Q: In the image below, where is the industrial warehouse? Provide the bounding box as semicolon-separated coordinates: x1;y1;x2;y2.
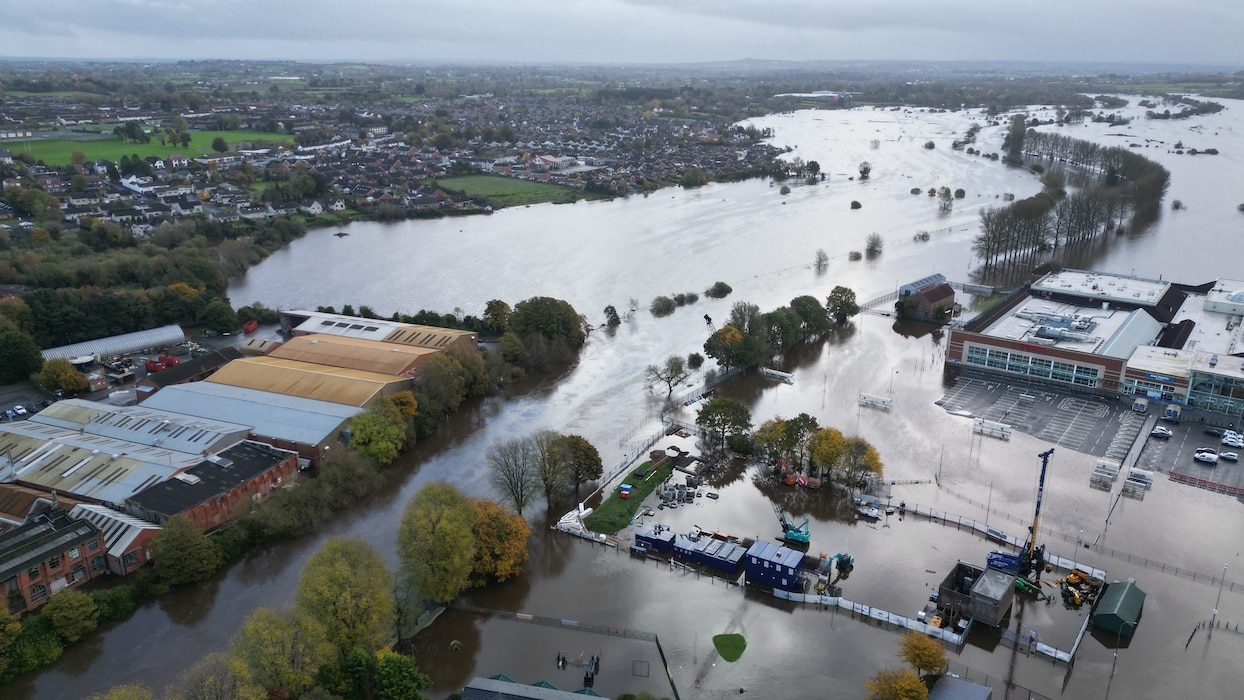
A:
947;268;1244;417
0;310;477;614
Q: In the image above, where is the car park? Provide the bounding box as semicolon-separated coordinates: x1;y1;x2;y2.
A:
1204;427;1223;437
1221;452;1239;462
1150;426;1173;439
1195;451;1220;464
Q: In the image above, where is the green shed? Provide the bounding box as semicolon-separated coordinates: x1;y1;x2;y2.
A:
1093;580;1146;637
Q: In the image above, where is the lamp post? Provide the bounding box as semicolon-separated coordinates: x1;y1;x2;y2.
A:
985;481;993;530
1211;563;1228;634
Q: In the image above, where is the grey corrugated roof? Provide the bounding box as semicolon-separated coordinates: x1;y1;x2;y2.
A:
32;399;251;455
929;676;993;700
462;677;609;700
42;324;186;360
140;382;360;447
68;504;159;559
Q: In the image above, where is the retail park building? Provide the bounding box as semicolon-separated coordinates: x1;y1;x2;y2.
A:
946;268;1244;418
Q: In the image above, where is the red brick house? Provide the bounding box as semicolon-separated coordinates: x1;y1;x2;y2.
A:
1;510;106;614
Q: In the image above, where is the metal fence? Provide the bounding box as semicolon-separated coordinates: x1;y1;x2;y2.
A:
944;660;1054;700
934;483;1244;594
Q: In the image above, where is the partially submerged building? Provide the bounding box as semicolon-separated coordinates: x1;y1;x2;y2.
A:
937;562;1015;627
744;540;805;592
1092;579;1146;638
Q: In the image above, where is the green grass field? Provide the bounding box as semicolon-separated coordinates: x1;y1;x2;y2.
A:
13;130;294;166
435;174;604;207
712;634;747;662
582;460;673;534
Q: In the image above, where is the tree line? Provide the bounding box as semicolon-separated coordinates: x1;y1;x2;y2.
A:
972;130;1170;275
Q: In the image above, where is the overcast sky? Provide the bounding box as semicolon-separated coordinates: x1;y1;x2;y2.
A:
0;0;1240;68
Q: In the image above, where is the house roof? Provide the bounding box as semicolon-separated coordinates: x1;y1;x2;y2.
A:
126;441;294;519
270;334;437;376
205;356;407;406
68;504;159;559
42;324;186;361
0;510;101;582
138;381;360;448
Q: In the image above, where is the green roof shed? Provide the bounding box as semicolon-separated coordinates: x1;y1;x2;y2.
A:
1093;580;1146;637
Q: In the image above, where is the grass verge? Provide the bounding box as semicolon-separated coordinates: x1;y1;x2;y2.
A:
16;130;293;165
713;633;747;662
582;459;672;534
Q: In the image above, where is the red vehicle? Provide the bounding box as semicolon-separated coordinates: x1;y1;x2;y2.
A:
144;358;166;373
242;319;259;334
159;354;181;368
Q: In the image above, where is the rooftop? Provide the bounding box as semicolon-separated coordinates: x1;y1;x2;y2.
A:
270;334;438;376
746;539;805;568
283;309;476;349
0;421;202;507
126;441;294;519
31;399;251;454
982;296;1160;358
1032;269;1171;308
0;510;101;582
1126;346;1197;381
137;381;360;447
205;356;408;406
1171;292;1244;357
68;504;159;559
42;324;186;361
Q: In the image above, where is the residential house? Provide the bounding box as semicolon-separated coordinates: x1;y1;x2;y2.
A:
0;150;12;165
0;510;106;614
299;199;324;215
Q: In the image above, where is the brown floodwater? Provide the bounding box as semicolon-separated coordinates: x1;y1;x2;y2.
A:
10;100;1244;699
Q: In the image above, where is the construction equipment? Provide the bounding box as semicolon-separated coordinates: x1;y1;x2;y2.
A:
1018;449;1054;581
774;504;810;544
1014;575;1055;605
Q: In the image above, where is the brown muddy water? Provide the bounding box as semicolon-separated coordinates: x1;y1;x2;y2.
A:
11;99;1244;698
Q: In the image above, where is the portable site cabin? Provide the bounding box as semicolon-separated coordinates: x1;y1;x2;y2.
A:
745;540;805;592
1093;579;1146;638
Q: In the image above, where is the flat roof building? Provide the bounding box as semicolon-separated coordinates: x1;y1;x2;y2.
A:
269;334;438;377
280;309;477;354
140;382;359;467
125;441;298;532
205;356;410;407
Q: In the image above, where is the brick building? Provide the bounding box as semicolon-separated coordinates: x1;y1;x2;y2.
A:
1;510;106;614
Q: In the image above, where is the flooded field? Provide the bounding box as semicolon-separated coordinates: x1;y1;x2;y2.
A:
12;98;1244;698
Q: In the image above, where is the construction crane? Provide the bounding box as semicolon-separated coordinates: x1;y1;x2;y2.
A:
1019;449;1054;581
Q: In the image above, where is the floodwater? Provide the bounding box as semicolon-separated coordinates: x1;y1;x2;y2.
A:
12;99;1244;699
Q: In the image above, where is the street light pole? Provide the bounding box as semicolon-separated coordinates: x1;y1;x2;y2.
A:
985;481;993;530
1212;563;1228;633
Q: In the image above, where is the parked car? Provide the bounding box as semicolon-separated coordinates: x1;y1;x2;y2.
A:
1196;447;1218;455
12;404;27;416
1204;427;1223;437
1222;436;1244;449
1221;452;1239;462
1150;426;1173;439
2;409;13;420
1194;451;1220;464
